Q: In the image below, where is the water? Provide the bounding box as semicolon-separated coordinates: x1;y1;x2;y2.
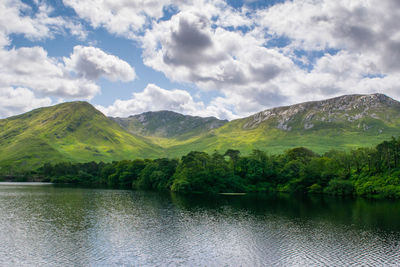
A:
0;183;400;266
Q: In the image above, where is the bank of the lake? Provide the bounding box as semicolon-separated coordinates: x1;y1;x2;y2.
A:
0;182;399;266
26;138;400;199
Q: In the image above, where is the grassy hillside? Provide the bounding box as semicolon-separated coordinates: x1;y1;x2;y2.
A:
2;93;400;172
0;102;163;172
163;94;400;156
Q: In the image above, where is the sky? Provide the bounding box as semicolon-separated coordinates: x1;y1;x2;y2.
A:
1;0;400;120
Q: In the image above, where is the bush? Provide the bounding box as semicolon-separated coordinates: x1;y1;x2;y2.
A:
377;185;400;199
324;179;354;196
308;183;322;194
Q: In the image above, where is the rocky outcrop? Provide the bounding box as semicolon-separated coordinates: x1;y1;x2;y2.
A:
243;93;400;131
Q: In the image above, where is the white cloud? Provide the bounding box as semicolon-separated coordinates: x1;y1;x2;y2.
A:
63;0;253;38
140;9;298;114
62;0;298;116
137;0;400;116
63;0;175;37
0;45;136;101
142;10;290;87
257;0;400;72
64;46;136;81
0;46;99;99
97;83;237;120
3;0;400;119
0;87;52;118
0;0;139;118
0;0;86;41
0;32;9;48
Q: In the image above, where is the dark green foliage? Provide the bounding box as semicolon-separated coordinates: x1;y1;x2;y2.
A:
286;147;316;163
324;179;355;196
35;136;400;198
171;151;244;193
135;158;178;190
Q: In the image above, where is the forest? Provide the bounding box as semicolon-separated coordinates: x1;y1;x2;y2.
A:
33;137;400;198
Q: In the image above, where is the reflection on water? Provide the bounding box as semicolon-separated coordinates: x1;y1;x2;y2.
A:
0;183;399;266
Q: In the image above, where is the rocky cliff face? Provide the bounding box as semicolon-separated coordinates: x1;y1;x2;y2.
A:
243;93;400;132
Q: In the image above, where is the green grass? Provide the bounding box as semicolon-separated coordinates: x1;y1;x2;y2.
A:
0;101;164;172
2;96;400;172
162;112;400;157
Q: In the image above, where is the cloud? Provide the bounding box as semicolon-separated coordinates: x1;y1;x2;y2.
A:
64;46;136;81
63;0;174;37
163;15;219;67
0;0;86;41
0;0;138;118
142;10;292;86
0;45;136;100
257;0;400;72
0;32;9;48
0;87;52;118
64;0;302;115
137;0;400;116
3;0;400;119
140;9;298;115
0;46;99;99
97;83;237;120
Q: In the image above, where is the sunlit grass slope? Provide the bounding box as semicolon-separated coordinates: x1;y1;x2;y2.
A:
163;94;400;156
2;94;400;172
0;102;163;171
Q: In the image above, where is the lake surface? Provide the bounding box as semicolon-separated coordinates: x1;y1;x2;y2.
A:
1;183;400;266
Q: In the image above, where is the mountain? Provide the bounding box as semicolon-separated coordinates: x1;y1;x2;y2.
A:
111;110;227;139
1;93;400;172
0;101;162;172
164;93;400;156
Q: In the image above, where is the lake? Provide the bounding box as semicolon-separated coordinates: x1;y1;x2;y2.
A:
0;183;400;266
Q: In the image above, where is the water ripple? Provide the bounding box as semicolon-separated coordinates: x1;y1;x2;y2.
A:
0;185;400;266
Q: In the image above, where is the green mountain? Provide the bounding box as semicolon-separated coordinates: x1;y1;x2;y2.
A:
0;101;162;172
164;93;400;156
111;110;227;139
1;93;400;172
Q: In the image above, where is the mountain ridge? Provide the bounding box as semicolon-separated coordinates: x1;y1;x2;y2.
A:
1;93;400;171
110;110;227;139
161;93;400;156
242;93;399;131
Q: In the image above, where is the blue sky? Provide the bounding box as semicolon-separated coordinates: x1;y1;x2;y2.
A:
1;0;399;119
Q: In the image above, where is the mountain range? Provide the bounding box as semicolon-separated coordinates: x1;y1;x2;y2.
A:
1;93;400;172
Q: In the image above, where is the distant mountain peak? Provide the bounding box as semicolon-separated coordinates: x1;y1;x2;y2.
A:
243;93;400;131
126;110;222;121
111;110;228;139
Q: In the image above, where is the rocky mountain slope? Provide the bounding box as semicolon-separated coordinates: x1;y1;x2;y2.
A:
111;110;227;139
165;93;400;156
243;93;400;132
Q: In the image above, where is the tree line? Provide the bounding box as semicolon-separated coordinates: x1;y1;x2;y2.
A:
36;137;400;198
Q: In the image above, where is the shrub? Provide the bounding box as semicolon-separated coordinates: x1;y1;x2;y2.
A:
308;183;322;194
324;179;354;196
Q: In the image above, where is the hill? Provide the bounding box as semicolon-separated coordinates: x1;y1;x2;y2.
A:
2;93;400;172
111;110;227;139
164;93;400;156
0;102;163;172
